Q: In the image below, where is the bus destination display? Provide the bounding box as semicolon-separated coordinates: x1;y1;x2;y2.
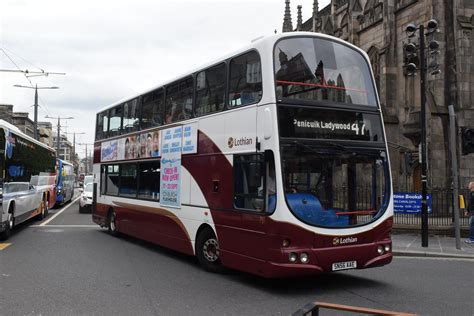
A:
278;106;383;142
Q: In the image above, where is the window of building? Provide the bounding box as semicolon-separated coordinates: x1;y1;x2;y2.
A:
233;153;265;211
165;77;193;123
195;63;226;116
229;51;262;107
108;105;123;137
138;161;161;200
141;88;164;129
122;98;139;134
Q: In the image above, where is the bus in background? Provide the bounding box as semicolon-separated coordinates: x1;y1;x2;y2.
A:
92;32;393;278
55;159;75;206
0;120;57;240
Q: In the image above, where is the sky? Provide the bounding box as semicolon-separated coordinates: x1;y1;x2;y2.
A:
0;0;330;158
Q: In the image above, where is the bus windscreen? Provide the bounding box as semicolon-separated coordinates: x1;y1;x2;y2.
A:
274;37;377;107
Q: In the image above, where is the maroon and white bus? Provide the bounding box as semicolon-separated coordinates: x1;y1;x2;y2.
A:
92;32;393;278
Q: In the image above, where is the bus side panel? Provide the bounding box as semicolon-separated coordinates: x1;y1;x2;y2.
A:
182;131;272;271
96;200;194;256
93;202;109;227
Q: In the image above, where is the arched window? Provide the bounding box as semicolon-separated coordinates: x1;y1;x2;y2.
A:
367;46;380;93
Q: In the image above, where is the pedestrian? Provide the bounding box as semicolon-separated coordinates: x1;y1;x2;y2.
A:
465;181;474;244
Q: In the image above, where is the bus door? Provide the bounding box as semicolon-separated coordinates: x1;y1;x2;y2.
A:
223;152;275;270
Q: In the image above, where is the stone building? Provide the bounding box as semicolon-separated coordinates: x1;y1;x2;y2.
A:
0;104;14;124
38;121;54;147
282;0;474;191
53;134;73;161
11;112;35;138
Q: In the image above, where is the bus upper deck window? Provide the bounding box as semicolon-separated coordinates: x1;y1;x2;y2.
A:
165;77;193;123
108;105;123;137
141;89;164;129
123;98;139;134
195;63;226;116
228;51;262;108
274;37;377;107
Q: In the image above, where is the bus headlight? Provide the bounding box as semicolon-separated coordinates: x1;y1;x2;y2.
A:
288;252;298;263
384;244;391;252
377;245;384;255
300;252;309;264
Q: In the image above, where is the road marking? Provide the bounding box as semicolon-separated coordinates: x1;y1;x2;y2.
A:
396;256;474;262
39;196;81;226
0;243;12;250
31;225;97;228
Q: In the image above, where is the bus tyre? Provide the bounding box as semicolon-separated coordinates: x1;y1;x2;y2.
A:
0;212;14;241
44;198;49;217
108;211;119;237
196;228;224;273
37;199;47;220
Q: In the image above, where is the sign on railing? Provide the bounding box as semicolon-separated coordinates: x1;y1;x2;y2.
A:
393;193;432;214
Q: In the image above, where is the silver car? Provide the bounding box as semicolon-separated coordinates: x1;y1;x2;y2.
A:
0;182;45;240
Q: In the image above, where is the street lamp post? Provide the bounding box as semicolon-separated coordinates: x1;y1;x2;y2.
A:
13;84;59;140
65;131;85;173
45;115;74;158
77;143;93;174
404;19;440;247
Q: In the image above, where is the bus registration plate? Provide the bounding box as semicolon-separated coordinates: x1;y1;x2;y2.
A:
332;260;357;271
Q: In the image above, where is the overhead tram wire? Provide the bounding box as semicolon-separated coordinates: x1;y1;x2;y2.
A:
1;47;65;116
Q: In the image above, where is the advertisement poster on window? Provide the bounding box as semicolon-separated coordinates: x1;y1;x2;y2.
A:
182;123;198;154
101;140;118;162
117;138;125;160
160;126;182;208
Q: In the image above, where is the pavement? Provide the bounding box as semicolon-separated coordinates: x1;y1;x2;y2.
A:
392;232;474;259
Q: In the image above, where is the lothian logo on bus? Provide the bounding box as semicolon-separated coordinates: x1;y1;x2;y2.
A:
227;136;253;149
333;236;358;246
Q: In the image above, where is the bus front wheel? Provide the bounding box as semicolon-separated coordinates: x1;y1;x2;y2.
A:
196;228;224;273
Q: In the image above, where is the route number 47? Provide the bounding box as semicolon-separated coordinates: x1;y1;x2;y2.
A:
351;123;366;135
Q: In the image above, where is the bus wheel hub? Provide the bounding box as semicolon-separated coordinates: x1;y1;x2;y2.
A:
203;239;219;262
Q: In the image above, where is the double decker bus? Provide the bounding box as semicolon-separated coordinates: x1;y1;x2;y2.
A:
92;32;393;278
0;120;57;240
55;159;75;205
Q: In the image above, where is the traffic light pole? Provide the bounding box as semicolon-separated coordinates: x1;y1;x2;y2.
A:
419;24;429;247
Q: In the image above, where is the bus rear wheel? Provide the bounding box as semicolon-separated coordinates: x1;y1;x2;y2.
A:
108;210;119;237
196;228;224;273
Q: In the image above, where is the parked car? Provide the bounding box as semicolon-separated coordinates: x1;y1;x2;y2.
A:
78;173;85;187
83;175;93;187
0;182;46;240
79;182;93;213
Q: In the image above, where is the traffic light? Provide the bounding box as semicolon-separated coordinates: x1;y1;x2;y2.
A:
403;42;418;76
461;127;474;155
427;19;441;76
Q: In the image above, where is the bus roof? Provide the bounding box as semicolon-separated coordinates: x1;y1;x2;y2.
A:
57;158;74;166
0;119;56;153
97;32;369;114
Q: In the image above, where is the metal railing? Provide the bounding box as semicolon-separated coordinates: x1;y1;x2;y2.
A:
394;188;470;228
292;301;416;316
